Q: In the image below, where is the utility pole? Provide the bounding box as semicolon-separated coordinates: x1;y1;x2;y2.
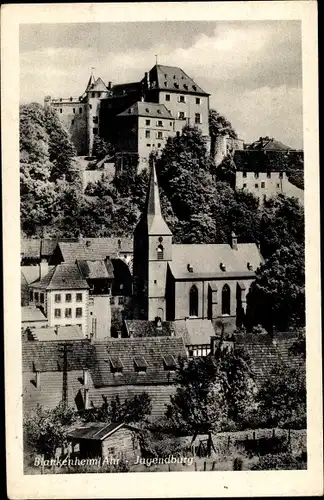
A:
58;343;73;407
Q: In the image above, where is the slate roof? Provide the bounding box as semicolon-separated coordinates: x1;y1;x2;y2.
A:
56;238;133;262
110;82;142;97
67;422;138;441
21;266;56;285
118;102;173;119
77;260;114;280
21;238;58;260
88;77;108;93
247;137;292;151
125;320;173;338
29;264;89;290
169;243;263;280
233;150;304;173
21;306;47;323
22;340;94;372
90;337;187;387
147;64;209;95
28;325;83;342
173;319;215;345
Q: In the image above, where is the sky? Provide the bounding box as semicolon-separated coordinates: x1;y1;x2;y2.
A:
20;21;303;148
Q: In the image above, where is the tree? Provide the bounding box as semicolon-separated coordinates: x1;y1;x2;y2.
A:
165;343;257;453
83;393;152;424
92;136;114;161
247;243;305;332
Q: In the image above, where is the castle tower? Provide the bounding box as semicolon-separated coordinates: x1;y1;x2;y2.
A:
133;161;172;320
85;70;109;156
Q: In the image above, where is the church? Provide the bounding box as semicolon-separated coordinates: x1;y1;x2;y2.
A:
133;162;263;330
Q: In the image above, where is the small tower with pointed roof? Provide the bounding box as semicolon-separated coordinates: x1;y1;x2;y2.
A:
85;70;109;156
133;160;172;320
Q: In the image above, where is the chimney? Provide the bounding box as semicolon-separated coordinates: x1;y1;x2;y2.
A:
231;231;238;250
83;368;89;387
39;258;49;280
107;81;112;90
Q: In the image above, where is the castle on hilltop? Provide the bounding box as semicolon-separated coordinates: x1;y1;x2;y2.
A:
45;64;211;170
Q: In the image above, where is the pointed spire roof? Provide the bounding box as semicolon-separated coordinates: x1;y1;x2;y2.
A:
145;161;172;236
85;70;96;92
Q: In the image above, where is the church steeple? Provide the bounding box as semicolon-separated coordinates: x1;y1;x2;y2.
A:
145;160;172;236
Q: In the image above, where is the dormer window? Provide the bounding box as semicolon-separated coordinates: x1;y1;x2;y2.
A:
157;244;164;260
187;264;193;273
134;356;147;373
183;84;188;90
220;263;226;271
145;108;150;113
247;262;253;271
174;83;179;89
109;356;123;374
192;85;197;91
163;354;177;371
157;109;161;114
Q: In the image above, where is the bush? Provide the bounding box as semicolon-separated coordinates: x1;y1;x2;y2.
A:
252;452;304;470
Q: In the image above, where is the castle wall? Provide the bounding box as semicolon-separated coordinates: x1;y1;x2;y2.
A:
46;99;87;155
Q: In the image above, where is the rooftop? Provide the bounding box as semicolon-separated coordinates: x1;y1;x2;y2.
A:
147;64;209;96
118;102;173;119
169;243;263;280
29;263;89;291
21;306;47;323
54;237;133;263
67;422;138;441
28;325;83;342
77;259;114;280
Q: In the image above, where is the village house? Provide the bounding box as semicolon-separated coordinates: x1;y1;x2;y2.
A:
234;137;304;204
133;161;263;332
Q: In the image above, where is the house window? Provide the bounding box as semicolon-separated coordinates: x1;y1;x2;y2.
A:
243;183;247;188
195;113;201;124
93;127;98;135
65;308;72;318
261;182;265;188
59;109;62;113
110;297;115;305
134;356;147;373
196;97;201;105
255;183;259;188
76;307;83;318
178;111;185;120
54;308;61;318
189;285;198;317
157;131;163;139
163;354;177;371
243;172;247;178
34;292;39;302
267;171;271;178
157;120;163;127
40;293;44;304
254;172;259;178
145;130;150;139
157;244;164;260
73;108;76;114
29;290;33;301
221;284;231;315
76;293;82;302
146;119;150;126
65;293;72;303
79;108;82;114
55;294;61;303
179;95;185;103
165;94;170;101
109;356;123;373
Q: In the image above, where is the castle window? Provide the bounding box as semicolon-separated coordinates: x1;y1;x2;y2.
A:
145;119;150;126
93;116;98;124
89;104;92;109
243;172;247;178
146;144;151;147
255;183;259;188
157;244;164;260
93;127;98;135
157;109;161;114
279;172;283;178
145;108;150;113
60;109;62;113
145;130;150;139
71;119;74;125
277;183;280;188
192;85;197;91
158;143;161;148
73;108;76;114
79;108;82;114
189;285;198;317
221;284;231;315
261;182;265;188
254;172;259;178
195;113;201;124
178;111;185;120
196;97;201;105
243;183;247;188
165;94;170;101
92;92;95;98
267;171;271;178
179;95;185;103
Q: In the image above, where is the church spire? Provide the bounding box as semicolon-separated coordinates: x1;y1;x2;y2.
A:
145;160;172;235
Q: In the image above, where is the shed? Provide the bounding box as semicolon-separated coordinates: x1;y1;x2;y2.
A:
67;422;141;461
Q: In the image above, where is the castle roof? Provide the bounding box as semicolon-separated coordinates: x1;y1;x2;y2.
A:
145;162;172;236
85;71;96;92
89;77;108;93
118;101;173;119
169;243;263;280
247;137;292;151
29;263;89;291
147;64;209;96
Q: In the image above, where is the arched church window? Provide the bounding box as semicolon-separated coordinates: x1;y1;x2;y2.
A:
189;285;198;317
157;244;164;260
222;284;231;315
